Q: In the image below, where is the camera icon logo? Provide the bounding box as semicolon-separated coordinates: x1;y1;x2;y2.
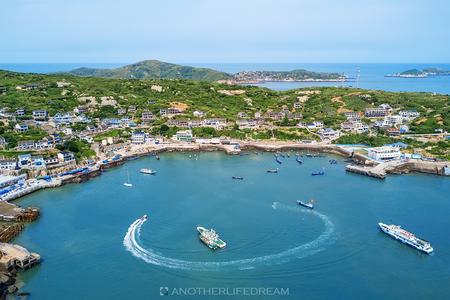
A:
160;287;169;296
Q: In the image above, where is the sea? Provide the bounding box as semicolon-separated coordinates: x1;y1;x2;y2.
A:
1;62;450;94
13;152;450;299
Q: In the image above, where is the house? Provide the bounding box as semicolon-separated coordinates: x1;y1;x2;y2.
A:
141;111;155;122
15;83;40;91
387;127;400;136
57;151;75;163
0;160;17;170
76;114;91;123
73;106;88;114
128;106;137;113
31;156;45;168
53;113;73;125
368;146;401;161
131;131;147;144
203;118;227;129
379;103;393;112
236;119;260;130
14;123;29;133
33;139;53;150
188;120;203;127
15;108;25;117
237;112;247;118
166;119;189;127
32;110;47;121
193;110;205;118
0;87;7;94
17;140;35;150
47;134;62;145
117;108;127;115
102;118;121;128
385;115;404;126
62;127;73;135
399;110;420;120
343;111;361;120
307;121;324;129
17;154;32;167
399;125;410;133
318;128;340;140
365;107;387;118
341;121;369;134
44;156;59;166
147;99;156;105
167;108;181;117
254;111;262;119
172;130;193;142
293;102;302;109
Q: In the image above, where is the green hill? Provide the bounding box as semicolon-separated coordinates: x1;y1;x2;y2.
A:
66;60;232;81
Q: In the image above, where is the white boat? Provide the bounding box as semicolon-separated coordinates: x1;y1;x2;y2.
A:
140;168;156;175
378;222;433;254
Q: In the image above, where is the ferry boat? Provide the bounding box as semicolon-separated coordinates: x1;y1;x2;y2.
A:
311;170;324;176
140;168;156;175
267;168;279;173
297;200;314;209
378;222;433;254
197;226;226;250
232;176;244;180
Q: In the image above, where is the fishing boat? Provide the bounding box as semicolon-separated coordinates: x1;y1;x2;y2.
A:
123;170;133;187
267;168;279;173
275;156;282;164
140;168;156;175
296;157;303;164
297;199;314;209
197;226;226;250
311;170;325;176
155;155;160;160
329;159;337;164
232;176;244;180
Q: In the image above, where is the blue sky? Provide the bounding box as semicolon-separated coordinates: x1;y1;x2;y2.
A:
1;0;449;63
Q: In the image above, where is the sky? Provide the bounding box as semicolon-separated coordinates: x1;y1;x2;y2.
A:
1;0;450;63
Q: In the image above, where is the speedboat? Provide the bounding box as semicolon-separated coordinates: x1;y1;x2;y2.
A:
140;168;156;175
232;176;244;180
267;168;279;173
297;200;314;209
311;171;324;176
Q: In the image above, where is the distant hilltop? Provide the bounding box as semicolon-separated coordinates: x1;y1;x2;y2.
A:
64;60;347;83
385;67;450;78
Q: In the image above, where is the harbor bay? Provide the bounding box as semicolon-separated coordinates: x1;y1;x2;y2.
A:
13;152;450;299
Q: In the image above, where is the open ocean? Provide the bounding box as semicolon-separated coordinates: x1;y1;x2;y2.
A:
1;62;450;94
13;153;450;299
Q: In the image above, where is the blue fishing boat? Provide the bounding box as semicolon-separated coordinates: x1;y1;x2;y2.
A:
311;170;325;176
296;157;303;164
275;156;282;164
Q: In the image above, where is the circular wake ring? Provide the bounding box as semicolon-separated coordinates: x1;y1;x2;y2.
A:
123;202;335;271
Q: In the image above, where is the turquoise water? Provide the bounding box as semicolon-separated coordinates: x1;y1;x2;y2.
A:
2;63;450;94
13;152;450;299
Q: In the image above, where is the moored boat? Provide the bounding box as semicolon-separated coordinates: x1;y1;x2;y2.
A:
197;226;226;250
311;171;324;176
267;168;279;173
232;176;244;180
378;222;433;254
140;168;156;175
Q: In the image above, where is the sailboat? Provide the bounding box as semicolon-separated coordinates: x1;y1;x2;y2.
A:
124;170;133;187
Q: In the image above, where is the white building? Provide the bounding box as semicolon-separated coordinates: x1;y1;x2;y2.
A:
368;146;402;161
318;128;340;140
172;130;193;142
131;131;148;144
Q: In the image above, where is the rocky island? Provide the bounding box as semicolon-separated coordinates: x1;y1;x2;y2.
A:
386;67;450;78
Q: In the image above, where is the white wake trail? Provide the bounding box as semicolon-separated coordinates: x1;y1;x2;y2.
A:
123;202;335;271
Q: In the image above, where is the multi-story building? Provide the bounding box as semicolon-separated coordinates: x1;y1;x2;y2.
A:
368;146;401;161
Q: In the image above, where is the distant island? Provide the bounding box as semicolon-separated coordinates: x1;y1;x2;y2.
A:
64;60;347;83
386;67;450;78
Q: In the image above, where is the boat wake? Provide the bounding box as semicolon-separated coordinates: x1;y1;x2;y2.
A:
123;202;335;271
